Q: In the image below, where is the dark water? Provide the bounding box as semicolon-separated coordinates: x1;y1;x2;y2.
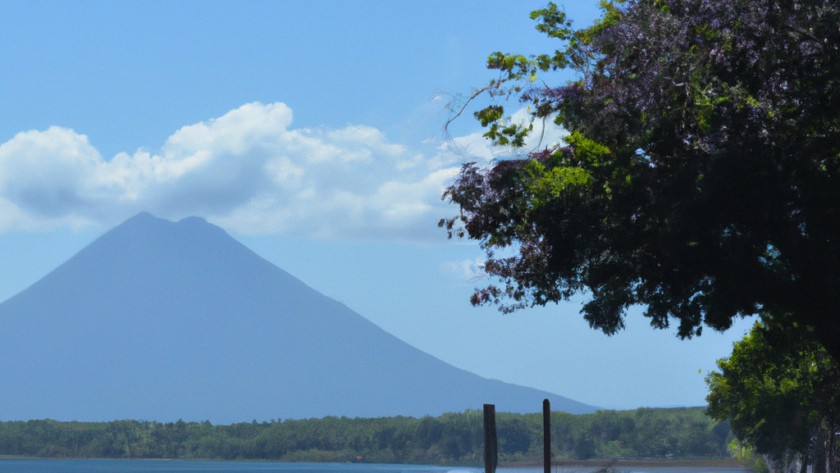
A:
500;468;746;473
0;461;746;473
0;460;469;473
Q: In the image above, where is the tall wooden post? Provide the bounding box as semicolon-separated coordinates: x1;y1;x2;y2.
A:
483;404;498;473
543;399;551;473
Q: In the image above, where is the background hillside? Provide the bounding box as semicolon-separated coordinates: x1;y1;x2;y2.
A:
0;408;732;465
0;213;595;422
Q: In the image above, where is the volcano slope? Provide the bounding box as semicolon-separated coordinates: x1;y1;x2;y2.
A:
0;213;596;422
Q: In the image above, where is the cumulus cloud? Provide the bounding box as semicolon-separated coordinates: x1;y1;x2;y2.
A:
433;108;568;169
440;257;486;282
0;101;565;239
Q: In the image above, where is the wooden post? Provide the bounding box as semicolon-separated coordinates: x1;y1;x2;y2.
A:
483;404;497;473
544;399;551;473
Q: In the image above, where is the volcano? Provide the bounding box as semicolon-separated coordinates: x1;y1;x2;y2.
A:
0;212;596;422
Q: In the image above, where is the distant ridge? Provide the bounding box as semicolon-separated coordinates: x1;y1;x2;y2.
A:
0;212;597;423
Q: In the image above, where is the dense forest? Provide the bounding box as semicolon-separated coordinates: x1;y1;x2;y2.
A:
0;408;732;465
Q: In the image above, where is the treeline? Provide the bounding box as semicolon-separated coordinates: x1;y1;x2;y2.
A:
0;407;732;465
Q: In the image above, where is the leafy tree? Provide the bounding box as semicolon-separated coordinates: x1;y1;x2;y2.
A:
0;408;730;463
440;0;840;360
706;322;840;469
727;439;769;473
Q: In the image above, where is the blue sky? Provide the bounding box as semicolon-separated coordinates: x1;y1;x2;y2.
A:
0;0;753;411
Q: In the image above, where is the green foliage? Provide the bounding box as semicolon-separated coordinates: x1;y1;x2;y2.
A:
442;0;840;362
0;408;731;464
727;439;768;472
706;322;840;464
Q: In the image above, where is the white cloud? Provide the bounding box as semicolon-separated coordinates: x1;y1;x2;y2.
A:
0;102;564;240
440;256;486;282
432;108;568;169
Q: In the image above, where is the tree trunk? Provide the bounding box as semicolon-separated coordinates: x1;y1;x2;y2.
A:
814;426;828;473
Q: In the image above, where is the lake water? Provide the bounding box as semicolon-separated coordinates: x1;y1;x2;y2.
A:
0;460;748;473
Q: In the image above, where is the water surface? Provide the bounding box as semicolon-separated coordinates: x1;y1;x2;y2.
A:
0;460;746;473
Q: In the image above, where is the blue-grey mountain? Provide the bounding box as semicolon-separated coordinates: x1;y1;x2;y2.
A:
0;213;596;423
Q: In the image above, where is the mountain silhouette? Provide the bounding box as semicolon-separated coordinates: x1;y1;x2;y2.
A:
0;212;596;422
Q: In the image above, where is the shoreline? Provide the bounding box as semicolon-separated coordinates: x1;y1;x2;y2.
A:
0;456;745;468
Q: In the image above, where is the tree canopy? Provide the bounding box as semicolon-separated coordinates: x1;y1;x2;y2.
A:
706;322;839;470
0;408;729;463
441;0;840;360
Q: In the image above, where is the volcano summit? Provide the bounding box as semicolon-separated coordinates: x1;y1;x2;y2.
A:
0;213;595;422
